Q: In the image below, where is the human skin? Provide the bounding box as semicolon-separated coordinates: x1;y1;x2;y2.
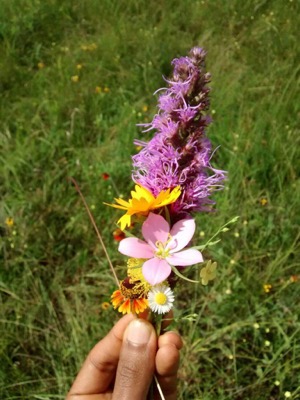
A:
67;314;183;400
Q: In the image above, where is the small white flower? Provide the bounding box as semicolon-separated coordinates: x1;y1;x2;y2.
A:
148;284;175;314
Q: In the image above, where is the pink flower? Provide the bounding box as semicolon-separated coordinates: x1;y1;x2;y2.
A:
118;212;203;285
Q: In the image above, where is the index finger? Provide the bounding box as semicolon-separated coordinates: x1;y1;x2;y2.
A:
67;314;135;397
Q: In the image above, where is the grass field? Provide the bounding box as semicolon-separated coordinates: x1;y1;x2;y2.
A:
1;0;299;399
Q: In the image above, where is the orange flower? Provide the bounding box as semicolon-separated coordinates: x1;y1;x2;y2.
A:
111;290;148;314
111;277;148;315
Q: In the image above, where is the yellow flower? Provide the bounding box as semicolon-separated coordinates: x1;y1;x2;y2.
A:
95;86;102;93
105;184;181;231
5;217;14;227
263;283;272;293
76;64;83;70
81;43;97;51
103;87;110;93
127;258;151;292
71;75;79;83
260;198;268;206
101;302;110;310
200;260;217;285
37;62;45;69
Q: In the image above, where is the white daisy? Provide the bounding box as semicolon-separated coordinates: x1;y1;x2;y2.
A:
148;284;175;314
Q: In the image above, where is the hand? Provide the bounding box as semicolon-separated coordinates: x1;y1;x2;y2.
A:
67;313;183;400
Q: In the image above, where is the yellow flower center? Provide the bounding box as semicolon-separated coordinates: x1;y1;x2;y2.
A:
155;241;170;259
155;235;173;259
154;293;167;305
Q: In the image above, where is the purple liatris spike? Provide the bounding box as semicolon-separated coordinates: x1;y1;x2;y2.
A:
132;47;226;217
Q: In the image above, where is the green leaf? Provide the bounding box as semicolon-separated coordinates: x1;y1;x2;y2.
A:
171;266;199;283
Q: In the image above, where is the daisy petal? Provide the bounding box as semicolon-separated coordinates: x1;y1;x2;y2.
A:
118;237;153;258
168;218;196;252
142;258;171;285
142;212;169;248
167;248;203;266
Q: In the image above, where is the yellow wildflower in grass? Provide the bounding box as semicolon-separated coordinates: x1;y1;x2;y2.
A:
105;184;181;230
263;283;272;293
95;86;102;94
103;87;110;93
5;217;14;227
142;105;148;112
37;62;45;69
101;302;110;310
200;260;217;285
76;64;83;70
71;75;79;83
290;275;298;283
81;43;97;51
260;198;268;206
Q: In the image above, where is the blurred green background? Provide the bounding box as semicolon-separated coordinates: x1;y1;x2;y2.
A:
0;0;299;398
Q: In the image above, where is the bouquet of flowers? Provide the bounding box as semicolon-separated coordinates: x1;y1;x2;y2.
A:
106;47;226;320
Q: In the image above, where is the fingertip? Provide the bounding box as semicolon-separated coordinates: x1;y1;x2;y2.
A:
155;343;180;399
159;330;183;350
68;314;136;396
112;319;157;399
156;342;180;376
124;318;156;345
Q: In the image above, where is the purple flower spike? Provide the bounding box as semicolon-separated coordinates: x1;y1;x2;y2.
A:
132;47;226;217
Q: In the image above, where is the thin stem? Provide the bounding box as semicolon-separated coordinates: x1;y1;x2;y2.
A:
69;177;119;288
154;375;166;400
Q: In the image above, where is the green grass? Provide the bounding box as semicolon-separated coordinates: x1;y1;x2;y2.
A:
1;0;299;399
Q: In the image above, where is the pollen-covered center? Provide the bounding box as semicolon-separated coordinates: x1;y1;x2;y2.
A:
154;292;167;305
155;235;172;259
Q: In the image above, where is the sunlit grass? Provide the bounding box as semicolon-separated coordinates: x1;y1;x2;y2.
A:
1;0;299;399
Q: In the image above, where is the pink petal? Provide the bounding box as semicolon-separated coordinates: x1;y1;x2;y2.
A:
168;218;196;252
142;257;172;285
118;237;154;258
166;249;203;266
142;212;170;249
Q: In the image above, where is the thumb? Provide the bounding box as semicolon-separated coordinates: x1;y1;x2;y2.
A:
112;318;157;400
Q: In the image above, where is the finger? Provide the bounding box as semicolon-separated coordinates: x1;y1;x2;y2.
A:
67;314;135;397
155;331;183;400
158;331;183;350
112;319;157;400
